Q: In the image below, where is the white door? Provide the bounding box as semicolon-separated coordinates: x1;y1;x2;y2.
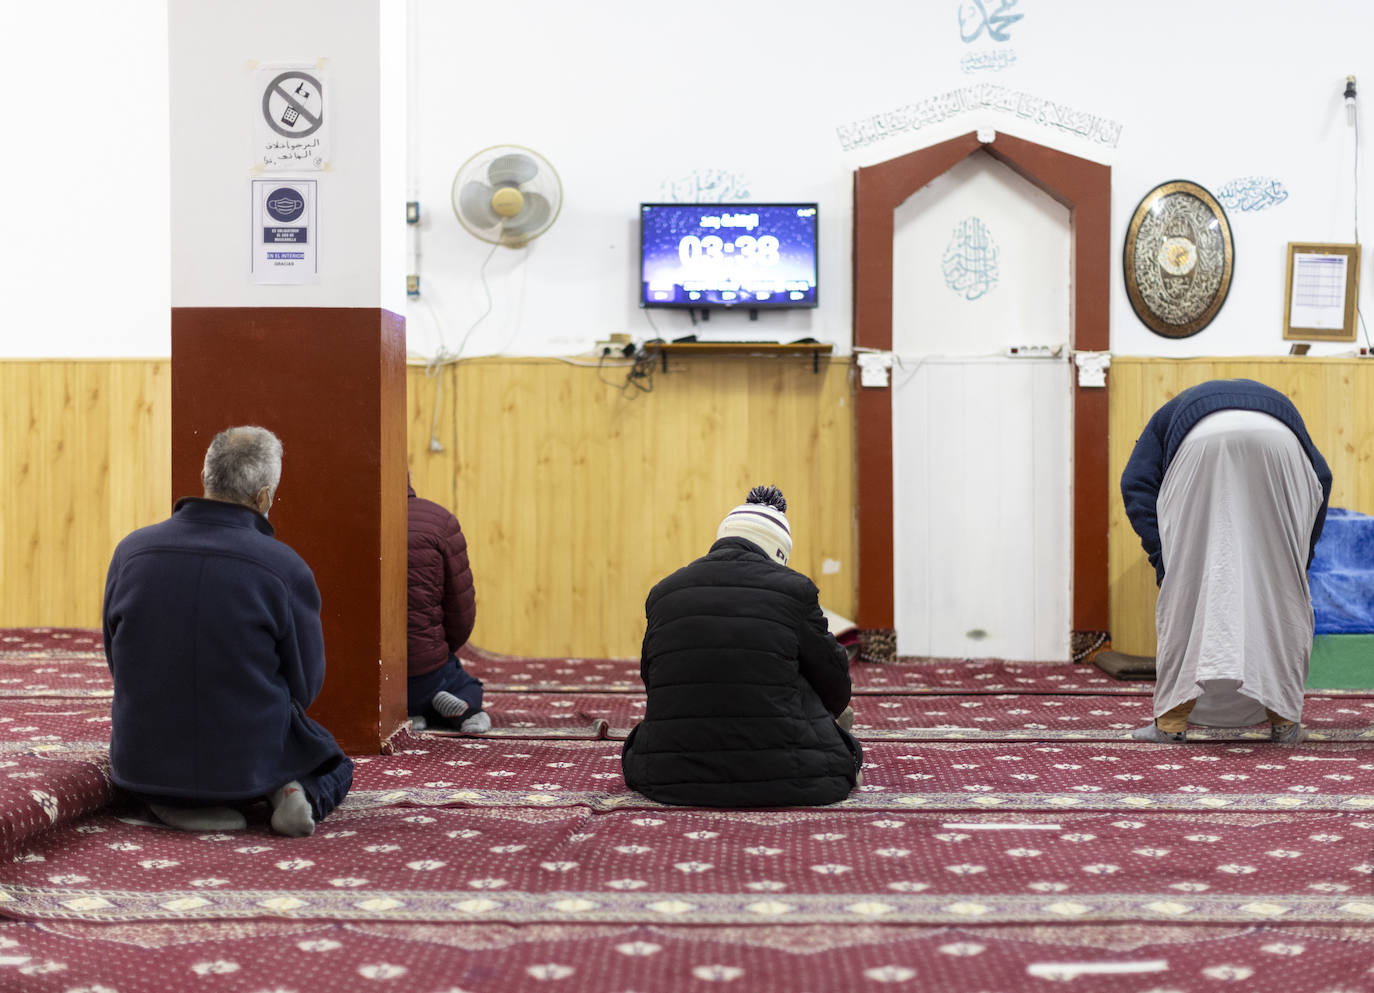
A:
890;150;1073;661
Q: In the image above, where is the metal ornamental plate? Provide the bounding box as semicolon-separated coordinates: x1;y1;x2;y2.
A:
1124;180;1234;339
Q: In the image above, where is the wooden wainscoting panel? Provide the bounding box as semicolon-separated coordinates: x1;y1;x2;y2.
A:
406;356;856;658
10;355;1368;663
1108;357;1374;656
5;356;853;656
0;360;171;628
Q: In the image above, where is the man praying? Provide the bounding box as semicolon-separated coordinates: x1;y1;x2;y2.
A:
622;485;861;806
1121;380;1332;743
102;426;353;835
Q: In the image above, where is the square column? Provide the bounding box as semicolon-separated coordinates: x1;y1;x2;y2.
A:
169;1;408;751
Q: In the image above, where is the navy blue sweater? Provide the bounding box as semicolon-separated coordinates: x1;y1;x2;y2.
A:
103;498;345;801
1120;379;1332;585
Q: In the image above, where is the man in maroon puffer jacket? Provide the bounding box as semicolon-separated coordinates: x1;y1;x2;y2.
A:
407;478;488;732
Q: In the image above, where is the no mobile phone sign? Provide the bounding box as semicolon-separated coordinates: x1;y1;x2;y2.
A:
263;71;323;138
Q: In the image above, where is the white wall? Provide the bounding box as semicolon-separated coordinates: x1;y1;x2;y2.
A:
399;0;1374;361
167;0;405;313
0;3;171;357
5;0;1374;358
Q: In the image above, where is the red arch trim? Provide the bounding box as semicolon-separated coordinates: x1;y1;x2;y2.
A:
852;131;1110;638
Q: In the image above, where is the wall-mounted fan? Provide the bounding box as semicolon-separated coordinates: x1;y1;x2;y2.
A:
451;144;563;247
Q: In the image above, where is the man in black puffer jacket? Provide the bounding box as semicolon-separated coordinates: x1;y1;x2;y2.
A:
621;486;861;807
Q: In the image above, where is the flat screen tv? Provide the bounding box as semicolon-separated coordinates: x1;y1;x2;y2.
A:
639;202;818;309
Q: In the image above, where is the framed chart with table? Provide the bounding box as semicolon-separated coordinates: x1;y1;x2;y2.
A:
1283;241;1361;342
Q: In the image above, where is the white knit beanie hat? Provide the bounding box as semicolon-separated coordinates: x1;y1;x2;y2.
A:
716;484;791;565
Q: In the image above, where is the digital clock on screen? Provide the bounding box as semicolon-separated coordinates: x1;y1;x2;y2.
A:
639;203;819;309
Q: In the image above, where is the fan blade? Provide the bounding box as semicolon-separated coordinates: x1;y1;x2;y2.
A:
487;153;538;187
458;181;502;229
500;192;552;239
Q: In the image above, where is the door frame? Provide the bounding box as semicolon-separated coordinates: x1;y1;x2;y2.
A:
852;130;1110;651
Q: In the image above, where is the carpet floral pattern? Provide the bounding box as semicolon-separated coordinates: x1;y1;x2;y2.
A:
4;804;1374;925
5;920;1374;993
2;629;1374;992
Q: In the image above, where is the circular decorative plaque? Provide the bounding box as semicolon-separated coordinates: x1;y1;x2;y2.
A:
1123;180;1234;338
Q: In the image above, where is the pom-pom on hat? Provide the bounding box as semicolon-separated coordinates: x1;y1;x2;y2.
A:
716;484;792;565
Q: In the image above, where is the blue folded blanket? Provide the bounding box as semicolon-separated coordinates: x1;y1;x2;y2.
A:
1311;508;1374;634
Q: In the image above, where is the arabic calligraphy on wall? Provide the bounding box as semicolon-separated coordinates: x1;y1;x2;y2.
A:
961;50;1018;74
943;217;1000;301
836;83;1122;152
659;169;752;204
1216;176;1289;213
1123;181;1234;339
958;0;1023;43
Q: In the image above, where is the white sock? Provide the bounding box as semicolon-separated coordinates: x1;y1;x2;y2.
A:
836;705;855;732
269;781;316;837
431;690;470;719
459;710;491;734
150;804;246;832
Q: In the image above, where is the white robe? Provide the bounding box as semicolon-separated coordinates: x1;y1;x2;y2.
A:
1153;409;1323;725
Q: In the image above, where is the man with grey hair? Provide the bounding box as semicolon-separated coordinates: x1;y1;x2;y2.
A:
103;425;352;836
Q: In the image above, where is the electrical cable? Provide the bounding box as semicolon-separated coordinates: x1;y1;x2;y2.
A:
414;293;456;452
419;242;501;451
623;347;657;394
641;306;663;338
426;360;445;452
452;241;501;360
596;351;624;389
1354;86;1374;350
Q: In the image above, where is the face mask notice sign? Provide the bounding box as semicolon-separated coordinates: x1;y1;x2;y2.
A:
251;179;317;284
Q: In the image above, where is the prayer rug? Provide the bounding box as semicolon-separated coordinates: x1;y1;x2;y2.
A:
428;692;1374;742
9;631;1368;704
1310;634;1374;690
463;649;1169;696
4;628;1374;992
0;630;103;657
844;694;1374;742
0;699;113;743
0;647;110;699
347;736;1374;815
854;660;1157;696
6;688;1374;748
0;750;111;861
5;804;1374;926
4;920;1373;993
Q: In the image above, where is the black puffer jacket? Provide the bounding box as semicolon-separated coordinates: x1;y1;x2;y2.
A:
621;537;857;807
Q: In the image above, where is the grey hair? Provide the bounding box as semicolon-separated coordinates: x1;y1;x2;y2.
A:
201;426;283;506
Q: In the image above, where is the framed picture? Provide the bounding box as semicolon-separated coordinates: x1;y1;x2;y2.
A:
1283;242;1360;342
1123;180;1235;339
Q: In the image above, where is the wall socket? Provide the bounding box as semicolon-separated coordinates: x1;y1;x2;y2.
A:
596;340;636;358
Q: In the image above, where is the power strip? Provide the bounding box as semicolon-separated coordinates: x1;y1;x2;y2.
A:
1005;344;1064;358
595;341;637;358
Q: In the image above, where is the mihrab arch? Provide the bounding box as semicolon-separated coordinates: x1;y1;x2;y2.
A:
852;130;1110;655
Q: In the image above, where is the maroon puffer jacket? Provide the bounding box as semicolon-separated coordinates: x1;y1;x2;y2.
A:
407;482;476;676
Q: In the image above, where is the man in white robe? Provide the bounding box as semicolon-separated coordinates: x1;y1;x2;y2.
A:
1121;380;1332;743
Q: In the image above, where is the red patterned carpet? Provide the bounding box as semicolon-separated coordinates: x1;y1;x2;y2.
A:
1;629;1373;992
4;920;1374;993
458;643;1166;696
